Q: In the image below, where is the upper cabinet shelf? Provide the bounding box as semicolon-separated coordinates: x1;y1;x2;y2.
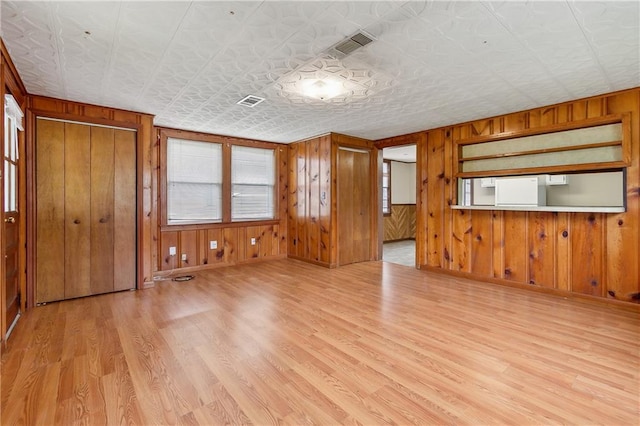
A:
454;114;631;179
452;115;630;213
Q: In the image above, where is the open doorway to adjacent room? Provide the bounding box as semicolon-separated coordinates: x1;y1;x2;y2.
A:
381;145;416;267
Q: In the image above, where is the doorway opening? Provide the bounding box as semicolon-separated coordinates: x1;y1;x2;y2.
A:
381;145;416;267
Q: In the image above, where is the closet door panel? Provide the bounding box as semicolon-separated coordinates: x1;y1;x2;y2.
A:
35;119;65;303
64;123;92;299
338;150;354;265
113;130;136;291
90;127;115;295
352;150;371;263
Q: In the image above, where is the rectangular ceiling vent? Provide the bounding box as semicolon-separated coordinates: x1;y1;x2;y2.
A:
328;31;375;59
237;95;265;107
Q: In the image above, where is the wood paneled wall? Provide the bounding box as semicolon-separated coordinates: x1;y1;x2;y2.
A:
26;95;156;300
155;128;288;274
377;88;640;302
384;204;416;242
288;134;333;266
159;224;284;271
288;133;378;267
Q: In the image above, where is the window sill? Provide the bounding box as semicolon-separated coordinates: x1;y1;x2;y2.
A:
450;205;625;213
161;218;280;232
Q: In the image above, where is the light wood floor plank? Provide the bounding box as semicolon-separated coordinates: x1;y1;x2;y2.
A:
2;259;639;425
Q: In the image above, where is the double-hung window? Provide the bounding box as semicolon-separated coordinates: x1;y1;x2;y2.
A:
231;145;275;221
164;132;277;225
167;138;222;224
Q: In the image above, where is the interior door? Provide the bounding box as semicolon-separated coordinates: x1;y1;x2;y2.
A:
4;103;21;334
338;147;371;265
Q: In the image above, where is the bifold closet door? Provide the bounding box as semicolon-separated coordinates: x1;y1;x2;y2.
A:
36;119;136;303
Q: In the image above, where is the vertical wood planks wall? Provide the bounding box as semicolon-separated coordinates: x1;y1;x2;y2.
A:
288;133;379;268
377;88;640;302
154;129;288;273
288;134;333;266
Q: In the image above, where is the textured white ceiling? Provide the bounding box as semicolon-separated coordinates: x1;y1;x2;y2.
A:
1;1;638;143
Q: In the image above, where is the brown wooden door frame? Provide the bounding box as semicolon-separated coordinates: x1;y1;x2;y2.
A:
377;143;419;267
2;95;25;342
375;138;421;269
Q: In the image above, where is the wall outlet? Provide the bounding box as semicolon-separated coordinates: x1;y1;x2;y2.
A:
169;246;176;256
210;240;218;250
250;237;256;246
181;253;187;261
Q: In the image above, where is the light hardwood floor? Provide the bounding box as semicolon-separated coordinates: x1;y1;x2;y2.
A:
1;259;639;425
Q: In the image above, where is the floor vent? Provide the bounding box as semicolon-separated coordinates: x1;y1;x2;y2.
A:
237;95;265;107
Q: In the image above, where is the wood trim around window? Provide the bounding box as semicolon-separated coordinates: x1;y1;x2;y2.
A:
157;127;283;228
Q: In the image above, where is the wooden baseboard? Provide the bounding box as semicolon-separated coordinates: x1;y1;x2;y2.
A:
286;255;336;269
142;281;155;289
152;254;288;281
419;265;640;312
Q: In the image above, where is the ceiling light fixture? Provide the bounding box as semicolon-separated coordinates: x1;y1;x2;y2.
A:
271;31;393;105
300;78;345;101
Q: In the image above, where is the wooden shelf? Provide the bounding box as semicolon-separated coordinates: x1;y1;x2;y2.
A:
450;204;625;213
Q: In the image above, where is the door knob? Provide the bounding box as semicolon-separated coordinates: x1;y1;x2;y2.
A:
4;217;15;224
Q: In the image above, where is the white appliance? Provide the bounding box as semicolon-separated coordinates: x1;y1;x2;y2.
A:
495;177;546;206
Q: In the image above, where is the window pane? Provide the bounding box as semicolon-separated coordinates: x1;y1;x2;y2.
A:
232;184;274;220
167;138;222;223
9;122;16;161
232;146;275;220
9;163;16;212
382;161;391;214
232;146;275;185
382;188;390;213
4;117;9;159
168;138;222;184
168;182;222;223
4;160;9;213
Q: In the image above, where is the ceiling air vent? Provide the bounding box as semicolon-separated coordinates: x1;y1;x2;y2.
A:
329;31;375;58
237;95;265;107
